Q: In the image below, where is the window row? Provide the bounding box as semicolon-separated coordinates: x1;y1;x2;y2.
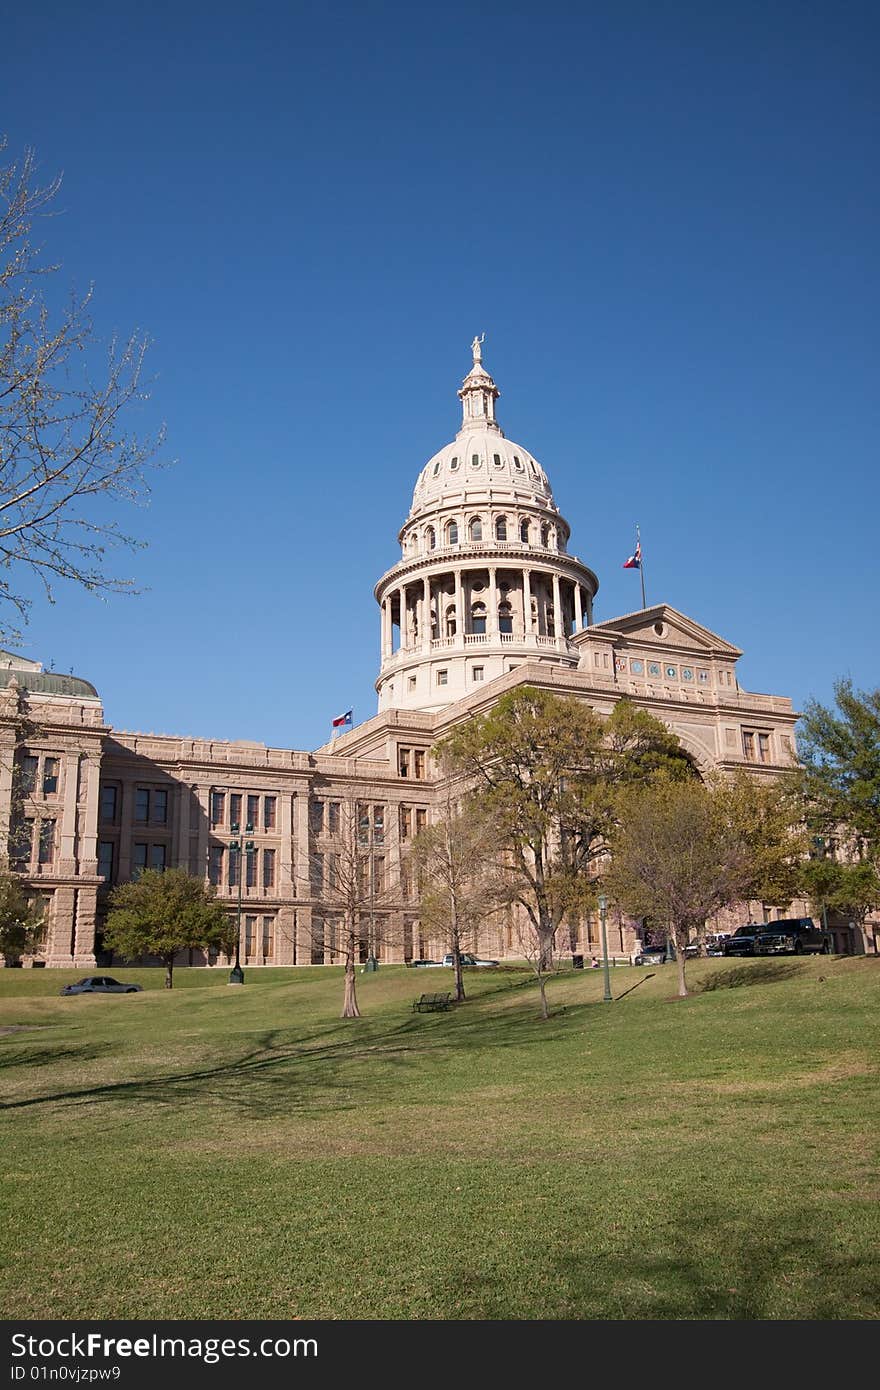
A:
208;844;277;889
431;451;543;480
742;730;772;764
242;914;275;960
210;791;278;832
100;784;168;825
609;656;713;684
398;806;428;840
309;852;386;895
416;517;563;552
398;746;426;779
17;754;60;798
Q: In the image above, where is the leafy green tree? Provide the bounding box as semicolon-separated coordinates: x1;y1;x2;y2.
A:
796;679;880;868
103;868;234;989
0;866;43;961
607;779;754;997
439;688;688;984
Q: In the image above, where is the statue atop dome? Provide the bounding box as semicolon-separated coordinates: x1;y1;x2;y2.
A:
471;333;485;366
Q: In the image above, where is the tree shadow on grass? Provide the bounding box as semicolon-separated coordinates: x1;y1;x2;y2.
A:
698;961;806;992
0;989;590;1119
0;1041;112;1074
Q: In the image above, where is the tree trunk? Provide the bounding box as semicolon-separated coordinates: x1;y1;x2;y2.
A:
453;952;464;1003
675;936;688;998
341;959;361;1018
164;957;174;990
538;972;550;1020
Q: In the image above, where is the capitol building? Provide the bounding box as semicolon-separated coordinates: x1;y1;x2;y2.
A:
4;341;850;969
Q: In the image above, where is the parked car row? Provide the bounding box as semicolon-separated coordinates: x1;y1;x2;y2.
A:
723;918;830;957
411;953;499;968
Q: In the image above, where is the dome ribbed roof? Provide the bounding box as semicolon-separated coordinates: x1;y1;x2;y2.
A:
408;341;556;517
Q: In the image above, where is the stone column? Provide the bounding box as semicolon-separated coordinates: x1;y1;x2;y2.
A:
59;751;81;875
47;886;76;966
488;566;498;636
523;568;533;636
574;582;583;632
275;904;295;964
79;753;100;877
117;775;136;882
381;596;391;659
454;568;464;639
552;572;562;643
422;575;431;650
586;591;594;625
175;781;190;872
74;887;97;966
280;790;294;896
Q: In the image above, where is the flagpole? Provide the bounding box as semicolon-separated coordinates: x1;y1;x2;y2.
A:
637;524;647;609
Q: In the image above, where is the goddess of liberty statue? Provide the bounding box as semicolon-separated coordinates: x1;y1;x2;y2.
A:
471;333;485;365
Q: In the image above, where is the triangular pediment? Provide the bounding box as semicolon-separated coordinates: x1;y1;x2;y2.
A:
584;605;743;658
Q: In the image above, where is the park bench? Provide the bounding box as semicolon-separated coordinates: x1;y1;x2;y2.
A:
412;992;452;1013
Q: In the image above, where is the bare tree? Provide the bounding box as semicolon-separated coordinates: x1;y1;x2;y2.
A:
308;799;396;1019
409;762;498;1001
0;141;164;640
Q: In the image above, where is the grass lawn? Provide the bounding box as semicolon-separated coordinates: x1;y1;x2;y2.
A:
1;955;878;1320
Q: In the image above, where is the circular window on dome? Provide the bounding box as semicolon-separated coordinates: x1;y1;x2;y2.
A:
513;455;524;472
450;456;459;471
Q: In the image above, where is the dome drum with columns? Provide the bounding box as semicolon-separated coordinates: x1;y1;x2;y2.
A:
375;341;598;712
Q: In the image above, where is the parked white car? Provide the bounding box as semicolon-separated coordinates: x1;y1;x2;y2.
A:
441;952;499;968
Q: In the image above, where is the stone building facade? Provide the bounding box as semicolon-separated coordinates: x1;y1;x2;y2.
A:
2;344;873;966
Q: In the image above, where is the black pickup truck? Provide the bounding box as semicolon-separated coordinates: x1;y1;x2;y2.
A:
722;924;762;957
754;918;831;955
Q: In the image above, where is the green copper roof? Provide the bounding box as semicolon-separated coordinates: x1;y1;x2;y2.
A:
0;668;99;699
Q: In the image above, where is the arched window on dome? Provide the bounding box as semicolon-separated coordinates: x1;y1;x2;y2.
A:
470;602;487;636
540;522;550;548
469;517;483;542
433;460;441;476
425;526;436;552
498;602;513;635
445;606;456;638
513;454;524;472
520;518;530;544
449;456;460;471
495;516;508;541
447;520;459;546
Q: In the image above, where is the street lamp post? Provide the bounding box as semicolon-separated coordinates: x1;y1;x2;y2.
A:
598;892;612;1003
228;820;254;985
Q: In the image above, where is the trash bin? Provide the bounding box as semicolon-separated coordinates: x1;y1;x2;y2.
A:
228;965;245;985
364;955;379;973
572;954;584;969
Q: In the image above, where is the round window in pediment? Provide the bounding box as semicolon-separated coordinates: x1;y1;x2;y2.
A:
653;622;665;637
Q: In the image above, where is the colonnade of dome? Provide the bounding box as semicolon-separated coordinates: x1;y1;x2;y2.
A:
375;341;598;712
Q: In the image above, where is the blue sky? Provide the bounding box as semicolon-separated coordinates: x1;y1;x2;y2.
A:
3;0;878;749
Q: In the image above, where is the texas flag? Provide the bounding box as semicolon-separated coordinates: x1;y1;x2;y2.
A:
332;710;353;728
623;540;642;570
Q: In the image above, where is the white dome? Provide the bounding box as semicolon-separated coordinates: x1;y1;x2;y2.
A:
410;427;555;516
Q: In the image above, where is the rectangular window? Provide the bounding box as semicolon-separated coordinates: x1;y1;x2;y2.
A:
310;854;324;894
244;915;257;958
328;802;339;834
399;806;411;840
374;856;385;893
436;669;448;686
262;848;276;890
100;785;118;823
408;675;416;691
472;666;484;681
757;733;771;764
230;793;242;830
208;844;224;886
262;916;274;959
150;844;166;872
247;795;259;831
398;747;410;777
135;788;150;823
229;848;239;889
310;800;325;834
97;841;115;880
133;843;148;873
11;818;33;869
742;731;755;761
246;847;257;889
19;756;38;795
152;789;168;824
263;795;277;831
400;860;411;898
37;820;56;865
414;750;425;780
415;808;427;834
42;758;60;795
211;791;225;828
373;805;385;846
327;853;337;890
